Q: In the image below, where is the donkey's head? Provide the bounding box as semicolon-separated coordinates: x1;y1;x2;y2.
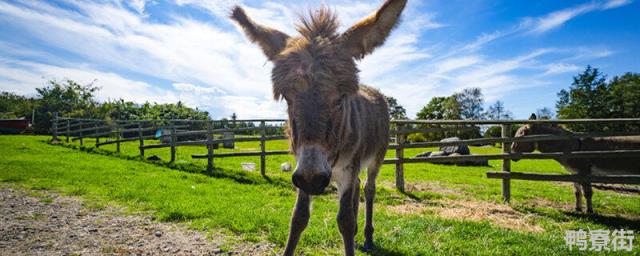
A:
231;0;406;195
511;114;539;157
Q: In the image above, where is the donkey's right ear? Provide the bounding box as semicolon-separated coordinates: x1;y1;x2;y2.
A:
230;6;290;60
339;0;407;59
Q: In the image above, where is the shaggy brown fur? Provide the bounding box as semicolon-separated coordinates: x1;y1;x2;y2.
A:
511;114;640;213
230;1;406;255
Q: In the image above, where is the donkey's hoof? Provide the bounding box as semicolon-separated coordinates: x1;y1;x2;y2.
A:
360;242;375;252
575;207;582;212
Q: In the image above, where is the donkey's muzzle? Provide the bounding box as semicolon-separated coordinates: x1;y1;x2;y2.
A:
292;172;330;195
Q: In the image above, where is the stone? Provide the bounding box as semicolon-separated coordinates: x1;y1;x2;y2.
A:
415;151;432;158
439;137;470;155
146;155;162;161
280;162;292;172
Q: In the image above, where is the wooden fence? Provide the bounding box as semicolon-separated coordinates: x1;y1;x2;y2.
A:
386;118;640;202
52;116;288;177
52;116;640;202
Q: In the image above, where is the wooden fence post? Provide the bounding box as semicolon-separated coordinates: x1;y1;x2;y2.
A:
116;123;121;153
52;113;59;142
260;121;267;177
170;122;176;163
66;119;70;143
95;122;100;147
501;124;512;202
79;121;83;146
138;121;145;159
206;121;214;175
395;123;405;192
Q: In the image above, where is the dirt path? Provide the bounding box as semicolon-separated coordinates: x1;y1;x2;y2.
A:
0;185;276;255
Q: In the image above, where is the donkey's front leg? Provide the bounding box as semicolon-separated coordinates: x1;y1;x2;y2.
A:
573;182;583;212
581;182;594;214
337;182;357;256
284;190;311;256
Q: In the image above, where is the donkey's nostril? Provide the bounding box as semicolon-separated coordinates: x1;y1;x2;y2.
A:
292;172;304;189
316;175;330;190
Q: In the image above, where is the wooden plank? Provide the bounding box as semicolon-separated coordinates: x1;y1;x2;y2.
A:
501;124;511;203
138;122;144;159
65;119;70;143
192;150;290;159
96;135;156;146
260;121;267;176
174;126;280;137
395;123;405;192
170;124;176;162
383;149;640;164
392;126;478;135
391;118;640;125
486;172;640;184
206;121;214;175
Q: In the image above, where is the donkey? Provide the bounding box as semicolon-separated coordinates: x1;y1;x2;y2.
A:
511;114;640;213
231;0;406;255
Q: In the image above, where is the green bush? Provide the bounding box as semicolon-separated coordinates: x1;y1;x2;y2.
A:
407;133;427;142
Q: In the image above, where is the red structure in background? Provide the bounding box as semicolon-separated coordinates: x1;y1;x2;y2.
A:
0;119;30;134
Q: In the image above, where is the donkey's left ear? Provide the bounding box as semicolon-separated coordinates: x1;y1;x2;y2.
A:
529;113;537;120
230;6;290;60
339;0;407;59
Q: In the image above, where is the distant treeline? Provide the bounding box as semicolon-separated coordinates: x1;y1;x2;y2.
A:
2;66;638;137
385;66;640;142
0;80;274;135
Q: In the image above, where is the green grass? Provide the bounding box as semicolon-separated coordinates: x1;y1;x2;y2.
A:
1;135;639;255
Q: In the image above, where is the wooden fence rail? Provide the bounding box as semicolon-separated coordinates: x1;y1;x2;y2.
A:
53;116;289;176
387;118;640;201
52;116;640;203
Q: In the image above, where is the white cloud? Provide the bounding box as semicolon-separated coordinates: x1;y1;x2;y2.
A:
542;63;582;75
528;0;632;35
602;0;633;9
0;0;629;120
126;0;149;14
173;83;226;95
0;58;177;104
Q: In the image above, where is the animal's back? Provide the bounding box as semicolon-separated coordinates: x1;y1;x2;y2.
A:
355;84;389;158
567;136;640;174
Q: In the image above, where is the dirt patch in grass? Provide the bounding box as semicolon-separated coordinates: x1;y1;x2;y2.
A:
380;181;462;196
0;184;276;255
386;199;545;233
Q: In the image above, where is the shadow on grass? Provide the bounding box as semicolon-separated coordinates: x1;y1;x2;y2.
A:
47;140;292;189
399;190;422;202
563;212;640;230
362;244;404;256
513;203;640;230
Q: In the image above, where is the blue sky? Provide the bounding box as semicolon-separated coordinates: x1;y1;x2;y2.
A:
0;0;638;119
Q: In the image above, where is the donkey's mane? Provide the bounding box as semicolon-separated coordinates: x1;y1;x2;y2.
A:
296;7;340;39
533;124;573;135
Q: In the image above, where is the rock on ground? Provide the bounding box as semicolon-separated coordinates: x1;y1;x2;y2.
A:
0;185;276;255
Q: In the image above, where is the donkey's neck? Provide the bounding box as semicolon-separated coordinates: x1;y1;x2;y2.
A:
534;126;579;153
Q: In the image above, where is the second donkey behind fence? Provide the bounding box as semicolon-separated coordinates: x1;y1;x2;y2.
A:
511;114;640;213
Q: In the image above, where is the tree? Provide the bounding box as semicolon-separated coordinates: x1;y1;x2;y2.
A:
33;80;99;133
416;96;461;120
486;101;513;120
455;88;485;120
535;107;554;120
609;72;640;118
385;96;407;120
556;66;609;120
0;92;35;119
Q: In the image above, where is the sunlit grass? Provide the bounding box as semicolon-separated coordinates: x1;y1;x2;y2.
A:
1;135;638;255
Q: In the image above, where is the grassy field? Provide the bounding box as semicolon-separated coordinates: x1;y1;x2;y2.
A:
1;135;639;255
